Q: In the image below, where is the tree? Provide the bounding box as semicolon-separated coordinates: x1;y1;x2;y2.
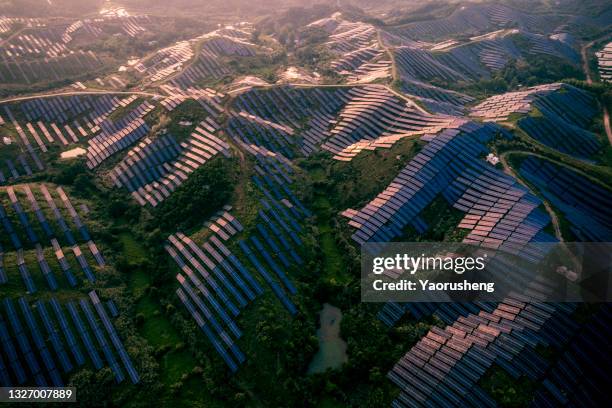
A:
153;157;238;233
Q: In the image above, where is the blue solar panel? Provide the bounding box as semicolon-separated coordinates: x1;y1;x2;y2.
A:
18;298;63;386
238;240;296;315
50;299;85;367
209;265;246;308
74;253;96;283
106;300;119;318
66;301;103;370
79;299;124;383
250;236;296;295
36;254;58;291
177;274;241;339
225;252;264;296
3;299;46;386
174;263;238;337
176;289;239;373
0;204;22;249
34;301;72;374
256;224;291;268
203;241;255;301
89;292;139;384
0;312;27;384
169;238;239;317
10;198;39;244
0;352;10;386
0;253;6;285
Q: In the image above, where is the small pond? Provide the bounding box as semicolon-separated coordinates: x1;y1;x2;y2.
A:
307;303;348;374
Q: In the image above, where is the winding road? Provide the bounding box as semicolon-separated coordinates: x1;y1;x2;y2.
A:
580;36;612;145
499;151;563;241
581;39;597;84
0;90;163;105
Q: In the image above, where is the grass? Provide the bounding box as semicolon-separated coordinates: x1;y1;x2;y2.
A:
138;297;179;345
119;232;195;387
317;218;348;285
107;98;144;122
119;233;147;265
310;167;350;285
398;195;469;242
299;137;422;213
165;99;214;142
158;350;196;384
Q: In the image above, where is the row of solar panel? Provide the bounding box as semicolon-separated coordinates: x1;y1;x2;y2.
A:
0;184;103;291
0;292;138;387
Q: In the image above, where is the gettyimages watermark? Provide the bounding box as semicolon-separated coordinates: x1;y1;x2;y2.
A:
361;242;612;302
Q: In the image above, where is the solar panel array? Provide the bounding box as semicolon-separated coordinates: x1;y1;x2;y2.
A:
61;20;103;43
472;83;601;158
383;242;609;405
453;30;577;72
522;31;579;62
101;15;149;38
400;80;475;116
0;184;104;292
134;41;194;83
319;20;378;54
228;86;349;158
519;157;612;241
333;91;612;406
201;36;258;57
299;112;337;156
470;83;563;122
393;26;578;87
169;150;310;372
391;4;554;42
473;37;518;71
112;119;231;207
1;106;45;176
330;46;383;73
0;17;42;34
312;17;392;85
375;164;607;407
519;116;600;158
240;152;309;313
19;94;133;127
133;25;259;86
0;292;138;387
341;121;537;248
233;86;348;130
531;304;611;406
1;28;70;59
595;42;612;82
168;50;230;89
0;94;145;183
159;84;224;116
321;85;459;161
0;16;131;86
394;47;472;83
0;47;102;85
388;298;583;407
168;212;251;372
327;36;393;83
86;101;155;169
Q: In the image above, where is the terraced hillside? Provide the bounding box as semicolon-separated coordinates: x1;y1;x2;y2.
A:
0;0;611;407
